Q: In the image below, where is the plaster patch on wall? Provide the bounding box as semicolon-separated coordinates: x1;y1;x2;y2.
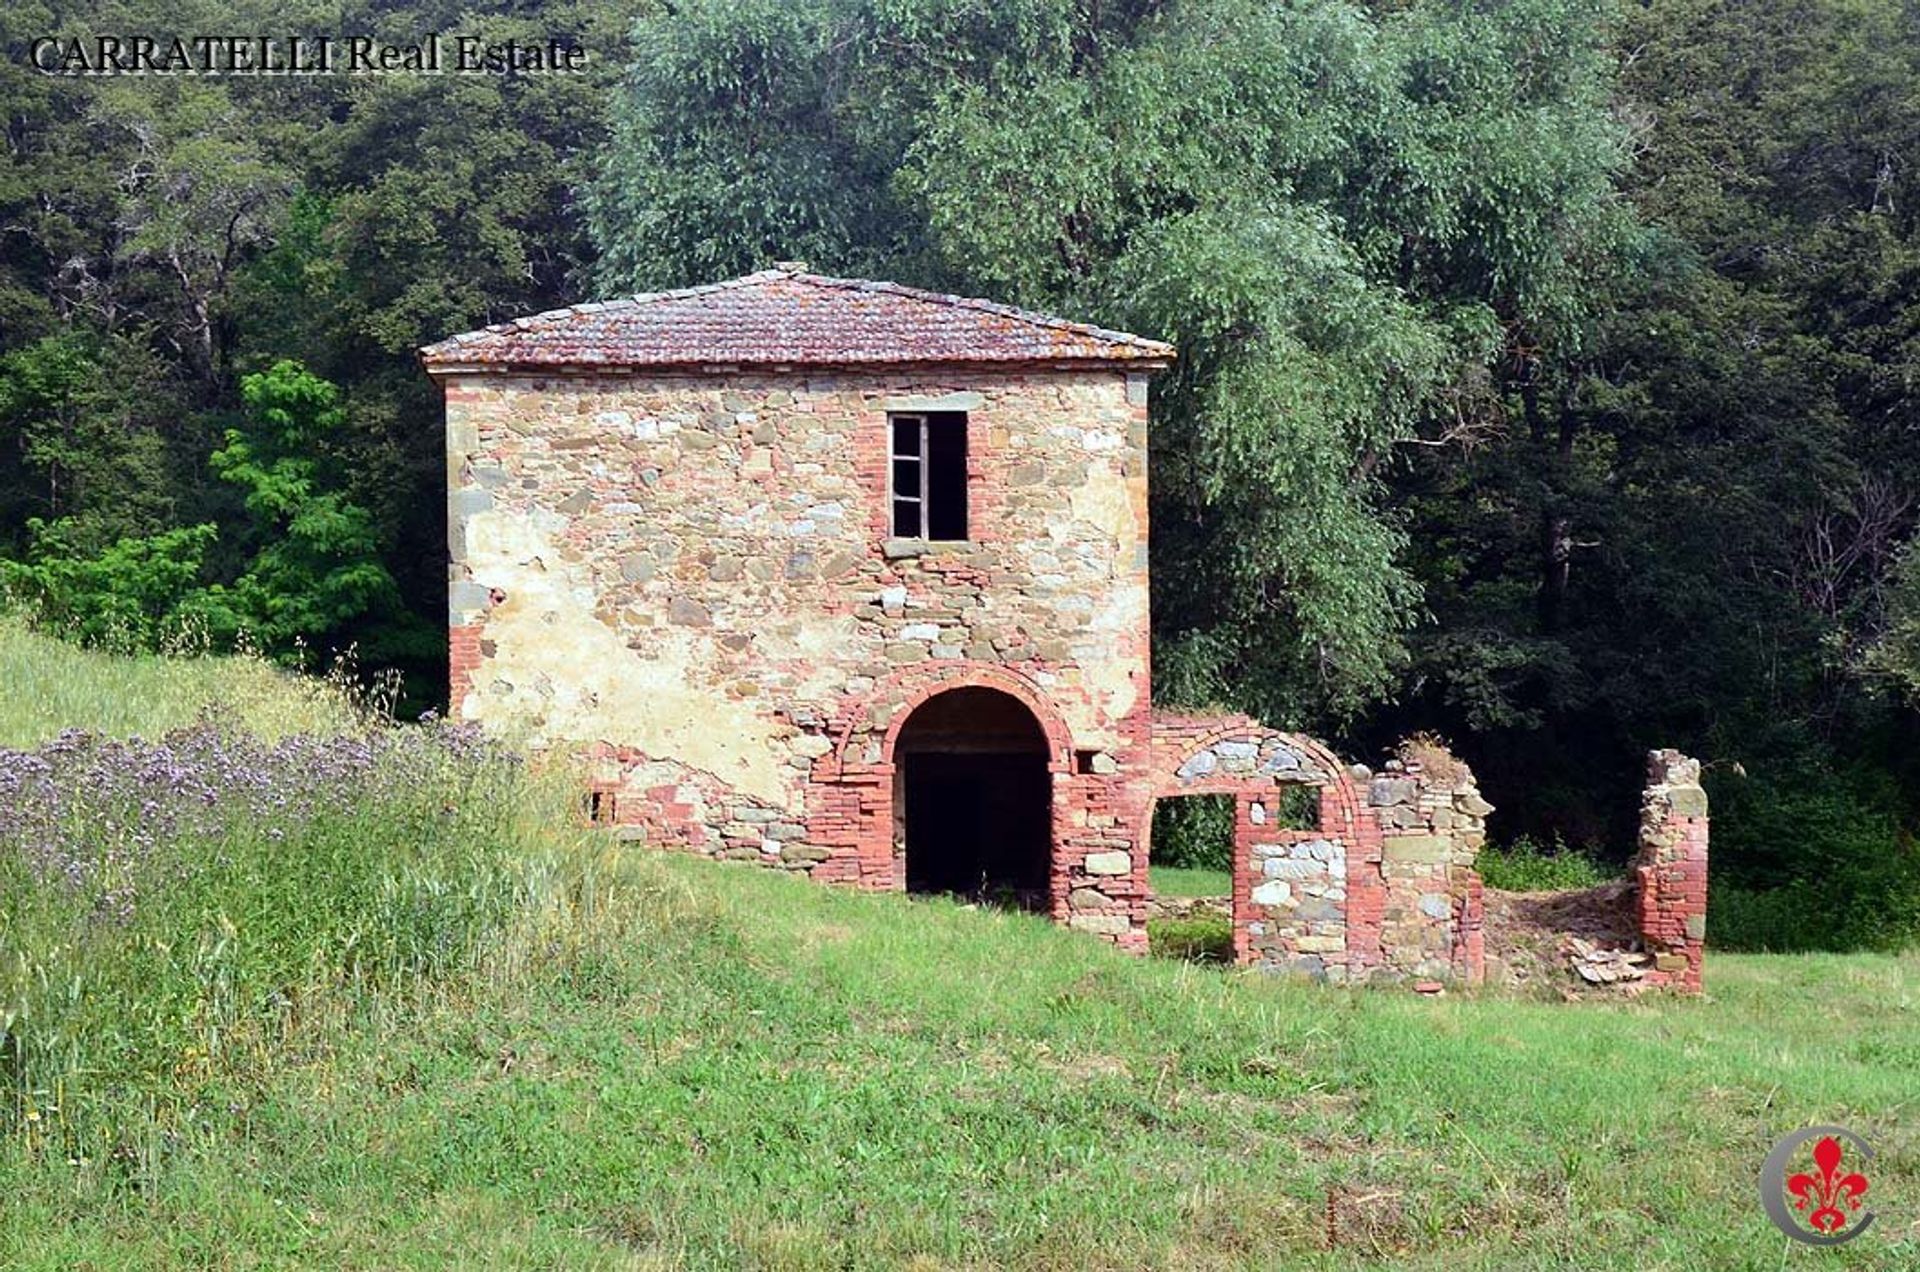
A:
1060;461;1145;729
462;507;793;807
761;611;866;700
1064;461;1138;552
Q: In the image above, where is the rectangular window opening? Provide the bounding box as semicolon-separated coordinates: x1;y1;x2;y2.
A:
584;788;618;826
1277;783;1321;831
888;411;968;540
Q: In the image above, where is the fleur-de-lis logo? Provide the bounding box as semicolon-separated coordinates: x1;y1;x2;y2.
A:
1761;1126;1877;1246
1787;1136;1870;1234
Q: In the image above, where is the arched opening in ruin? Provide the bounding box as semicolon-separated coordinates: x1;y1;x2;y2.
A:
893;686;1052;909
1144;784;1324;963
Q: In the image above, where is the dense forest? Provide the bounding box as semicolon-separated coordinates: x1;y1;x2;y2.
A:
3;0;1917;950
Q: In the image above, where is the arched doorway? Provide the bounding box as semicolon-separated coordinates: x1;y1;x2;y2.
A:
893;686;1052;909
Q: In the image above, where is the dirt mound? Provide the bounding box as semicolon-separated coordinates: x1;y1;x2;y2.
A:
1483;880;1648;996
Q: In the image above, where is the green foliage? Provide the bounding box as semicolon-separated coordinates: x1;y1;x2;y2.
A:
1868;538;1920;702
1707;771;1920;953
1277;783;1322;831
2;357;420;663
1375;0;1920;937
0;334;185;554
1150;794;1235;872
0;0;649;697
199;361;409;654
1475;835;1613;893
593;0;1635;720
0;520;217;649
1151;788;1318;877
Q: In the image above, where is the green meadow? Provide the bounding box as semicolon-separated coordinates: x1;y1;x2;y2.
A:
2;630;1914;1269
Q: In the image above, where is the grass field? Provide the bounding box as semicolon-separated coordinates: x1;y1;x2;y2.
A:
3;627;1916;1268
1148;864;1232;897
0;615;359;746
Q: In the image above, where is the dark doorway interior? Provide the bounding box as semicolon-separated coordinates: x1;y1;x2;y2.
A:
895;687;1051;910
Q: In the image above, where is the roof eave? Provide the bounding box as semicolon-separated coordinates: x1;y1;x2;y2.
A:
421;353;1174;378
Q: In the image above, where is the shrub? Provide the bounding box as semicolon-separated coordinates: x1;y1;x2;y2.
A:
1707;883;1837;953
1706;773;1920;952
0;520;218;649
1475;835;1613;892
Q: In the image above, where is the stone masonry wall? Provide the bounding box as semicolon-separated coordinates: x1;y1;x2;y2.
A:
1361;744;1490;984
442;365;1155;941
1146;714;1490;984
1634;749;1709;991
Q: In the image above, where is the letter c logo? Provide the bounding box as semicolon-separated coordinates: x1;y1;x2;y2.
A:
1760;1126;1875;1246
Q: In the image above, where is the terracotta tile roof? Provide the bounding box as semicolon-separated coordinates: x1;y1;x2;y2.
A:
419;267;1174;371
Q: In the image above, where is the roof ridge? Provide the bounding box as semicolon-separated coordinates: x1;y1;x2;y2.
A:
424;272;791;352
623;269;790;310
787;272;1168;353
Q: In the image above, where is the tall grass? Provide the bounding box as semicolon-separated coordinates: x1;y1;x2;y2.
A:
0;621;683;1202
1473;835;1614;891
0;614;361;747
0;719;583;1168
4;629;1918;1267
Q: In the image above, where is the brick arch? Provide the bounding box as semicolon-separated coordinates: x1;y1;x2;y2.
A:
827;662;1075;779
1150;712;1355;797
803;662;1079;893
1147;710;1384;979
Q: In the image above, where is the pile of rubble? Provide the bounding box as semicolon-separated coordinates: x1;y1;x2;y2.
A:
1563;934;1654;985
1146;894;1230;922
1481;879;1655;996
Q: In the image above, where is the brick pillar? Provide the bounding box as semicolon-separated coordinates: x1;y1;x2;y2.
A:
1450;866;1485;984
1230;790;1261;965
1634;749;1709;992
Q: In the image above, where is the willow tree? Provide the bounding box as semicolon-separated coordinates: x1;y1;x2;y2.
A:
589;0;1636;725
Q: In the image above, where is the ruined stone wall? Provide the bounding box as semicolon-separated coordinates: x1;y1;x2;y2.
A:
441;365;1154;936
1150;714;1385;983
1146;715;1494;984
1634;749;1709;991
1361;744;1490;983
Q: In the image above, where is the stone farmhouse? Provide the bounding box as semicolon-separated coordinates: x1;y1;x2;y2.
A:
423;267;1705;988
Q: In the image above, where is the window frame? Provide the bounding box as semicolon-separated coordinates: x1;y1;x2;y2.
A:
888;411;968;541
889;412;931;539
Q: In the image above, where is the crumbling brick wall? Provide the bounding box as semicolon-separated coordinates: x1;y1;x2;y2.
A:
1149;714;1371;979
1362;742;1490;984
1634;749;1709;991
1149;715;1488;984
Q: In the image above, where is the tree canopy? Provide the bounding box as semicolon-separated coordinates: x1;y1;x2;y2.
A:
592;0;1638;720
